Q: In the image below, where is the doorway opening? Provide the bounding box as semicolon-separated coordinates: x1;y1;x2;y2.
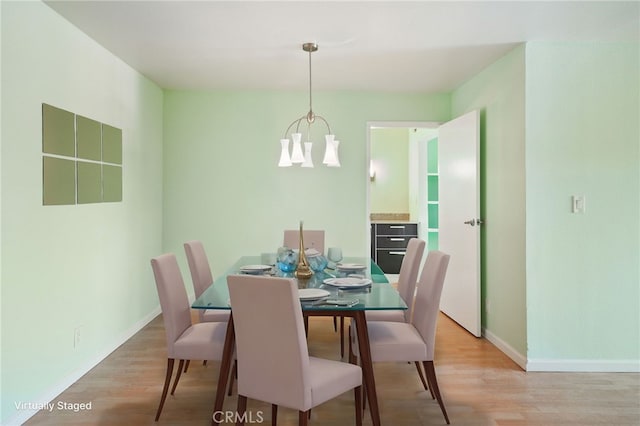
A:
366;121;440;280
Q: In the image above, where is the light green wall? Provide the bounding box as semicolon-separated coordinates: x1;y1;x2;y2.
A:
452;41;640;369
0;2;164;423
451;46;527;358
162;91;450;281
370;127;410;215
525;42;639;364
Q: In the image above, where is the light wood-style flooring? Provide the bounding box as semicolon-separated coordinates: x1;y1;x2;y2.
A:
25;313;639;425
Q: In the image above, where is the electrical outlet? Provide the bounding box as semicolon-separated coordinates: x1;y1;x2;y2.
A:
74;327;81;348
572;195;586;214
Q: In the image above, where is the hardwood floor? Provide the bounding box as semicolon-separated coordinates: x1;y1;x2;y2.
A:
25;313;639;426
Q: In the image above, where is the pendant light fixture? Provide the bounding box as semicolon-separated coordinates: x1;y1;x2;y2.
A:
278;42;340;168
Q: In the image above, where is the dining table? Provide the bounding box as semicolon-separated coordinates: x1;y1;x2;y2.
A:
192;256;407;426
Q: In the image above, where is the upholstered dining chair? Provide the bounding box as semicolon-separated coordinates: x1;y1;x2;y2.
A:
227;274;363;426
183;240;230;373
355;238;426;375
366;237;425;323
341;238;426;359
350;250;451;424
150;253;228;421
184;240;230;323
283;229;325;254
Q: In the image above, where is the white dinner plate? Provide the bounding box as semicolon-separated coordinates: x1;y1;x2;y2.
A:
298;288;330;301
239;264;272;274
323;277;372;288
336;263;367;271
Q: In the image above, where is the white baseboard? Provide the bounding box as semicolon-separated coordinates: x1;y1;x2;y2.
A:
482;327;640;372
526;358;640;372
5;306;161;426
482;327;527;370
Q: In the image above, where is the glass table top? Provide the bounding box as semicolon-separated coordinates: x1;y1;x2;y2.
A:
192;256;407;312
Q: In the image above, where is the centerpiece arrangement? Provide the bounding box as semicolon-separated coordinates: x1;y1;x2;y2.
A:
295;221;313;279
276;221;328;277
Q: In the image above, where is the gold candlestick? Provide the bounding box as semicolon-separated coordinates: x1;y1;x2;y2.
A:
295;221;313;279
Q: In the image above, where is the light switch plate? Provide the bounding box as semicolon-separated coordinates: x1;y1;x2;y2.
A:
572;195;585;214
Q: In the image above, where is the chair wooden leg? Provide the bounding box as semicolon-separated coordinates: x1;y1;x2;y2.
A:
298;410;309;426
155;358;175;421
227;359;237;396
203;360;207;366
348;326;366;411
236;395;247;426
170;359;185;395
423;360;450;424
362;380;367;410
304;316;309;336
340;316;345;358
354;385;363;426
333;316;338;331
415;361;434;399
184;359;190;373
271;404;278;425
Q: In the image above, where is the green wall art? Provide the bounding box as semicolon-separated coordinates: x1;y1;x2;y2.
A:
42;103;122;205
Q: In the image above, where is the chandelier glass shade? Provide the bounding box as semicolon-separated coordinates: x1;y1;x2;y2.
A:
278;43;340;168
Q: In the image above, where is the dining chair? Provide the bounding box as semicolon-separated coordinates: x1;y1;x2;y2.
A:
228;274;363;426
341;238;426;359
350;238;426;379
183;240;232;375
366;237;425;323
183;240;230;323
283;229;325;254
150;253;228;421
350;250;451;424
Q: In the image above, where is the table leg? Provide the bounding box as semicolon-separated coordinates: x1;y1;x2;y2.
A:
212;314;235;426
353;311;381;426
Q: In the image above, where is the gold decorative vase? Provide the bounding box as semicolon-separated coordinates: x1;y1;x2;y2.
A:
295;221;313;279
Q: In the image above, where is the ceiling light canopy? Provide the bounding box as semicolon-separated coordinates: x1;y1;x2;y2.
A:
279;43;340;168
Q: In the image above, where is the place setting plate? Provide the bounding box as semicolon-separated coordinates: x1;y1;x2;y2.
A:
323;277;372;289
239;264;273;275
336;263;367;272
298;288;331;301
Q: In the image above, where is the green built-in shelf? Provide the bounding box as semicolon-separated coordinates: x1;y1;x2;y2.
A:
42;103;122;205
426;137;439;250
428;203;439;229
428;231;439;251
428;175;439;201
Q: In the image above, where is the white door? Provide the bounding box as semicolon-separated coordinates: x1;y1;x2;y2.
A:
437;110;481;337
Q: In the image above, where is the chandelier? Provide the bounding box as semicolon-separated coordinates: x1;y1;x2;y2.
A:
278;42;340;168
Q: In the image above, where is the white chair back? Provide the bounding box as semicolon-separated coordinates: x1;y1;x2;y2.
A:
283;230;325;254
397;238;426;321
184;240;213;297
411;250;450;360
227;275;312;410
150;253;193;359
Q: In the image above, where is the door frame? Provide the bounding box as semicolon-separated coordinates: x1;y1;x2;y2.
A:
365;121;440;257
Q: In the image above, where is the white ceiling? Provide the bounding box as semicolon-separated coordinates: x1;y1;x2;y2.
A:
45;1;639;93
